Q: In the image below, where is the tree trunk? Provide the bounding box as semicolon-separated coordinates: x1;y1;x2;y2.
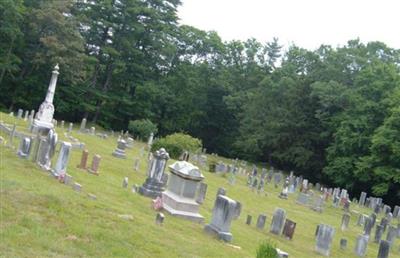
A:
92;62;113;123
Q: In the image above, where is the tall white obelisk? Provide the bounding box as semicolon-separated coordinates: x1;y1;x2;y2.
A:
31;64;59;134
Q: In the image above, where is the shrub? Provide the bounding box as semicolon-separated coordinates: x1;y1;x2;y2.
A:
256;241;278;258
151;133;202;159
128;119;157;140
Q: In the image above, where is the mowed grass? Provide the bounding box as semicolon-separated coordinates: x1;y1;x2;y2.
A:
0;112;399;258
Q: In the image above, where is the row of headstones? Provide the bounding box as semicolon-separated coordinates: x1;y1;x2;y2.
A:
359;191;400;218
316;223;394;257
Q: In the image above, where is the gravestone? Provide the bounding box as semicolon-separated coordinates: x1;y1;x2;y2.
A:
60;120;64;129
257;178;265;193
64;174;73;185
196;182;207;204
112;139;127;159
161;160;205;222
312;196;324;213
126;137;134;149
341;213;351;231
147;132;154;147
37;129;58;171
377;240;390;258
374;225;384;243
380;217;389;232
31;65;59;135
68;123;73;133
73;182;82;192
17;109;23;119
246;215;252;225
296;193;310;205
354;234;368;257
340;238;347;250
80;118;87;133
87;154;101;175
89;127;95;135
217;187;226;197
204;194;241;242
256;214;266;230
386;225;397;245
52;141;72;177
270;208;286;235
134;158;140;171
139;148;169;198
279;178;289;199
282;219;296;240
77;149;89;169
315;224;335;256
17;137;32;159
393;205;400;218
23;110;29;121
357;214;368;226
364;217;373;236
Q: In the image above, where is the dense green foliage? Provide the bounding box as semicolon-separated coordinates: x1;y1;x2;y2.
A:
256;241;278;258
1;0;400;204
151;133;202;159
128;119;157;140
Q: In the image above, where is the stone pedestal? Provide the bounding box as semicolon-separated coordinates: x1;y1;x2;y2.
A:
204;194;241;242
162;161;205;223
112;139;127;159
139;148;169;198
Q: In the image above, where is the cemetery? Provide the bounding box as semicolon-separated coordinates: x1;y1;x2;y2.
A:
1;1;400;258
0;68;399;257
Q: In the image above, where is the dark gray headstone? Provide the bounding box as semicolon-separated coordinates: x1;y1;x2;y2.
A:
256;214;266;230
374;225;384;243
315;224;335;256
270;208;286;235
377;239;390;258
340;238;347;250
246;215;252;225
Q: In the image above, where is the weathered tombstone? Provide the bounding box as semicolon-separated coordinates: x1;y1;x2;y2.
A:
23;110;29;121
77;149;89;169
256;214;266;230
312;196;324;213
341;213;351;231
343;199;351;212
89;126;95;135
139;148;169;198
340;238;347;250
196;182;207;204
64;174;73;185
315;224;335;256
52;141;72;177
296;193;310;205
7;124;16;148
162;160;205;222
370;213;377;228
364;217;373;236
386;225;397;245
17;137;32;159
257;178;265;193
147;132;154;147
17;109;23;119
246;215;252;225
374;225;384;243
204;194;241;242
73;182;82;192
357;214;368;226
377;240;390;258
216;187;226;197
354;234;368;257
393;205;400;218
282;219;296;240
155;212;165;225
37;129;58;171
278;178;289;199
270;208;286;235
68;123;73;133
88;193;97;200
87;154;101;175
380;217;389;233
79;118;87;133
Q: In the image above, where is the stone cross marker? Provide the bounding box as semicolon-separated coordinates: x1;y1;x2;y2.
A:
204;194;241;242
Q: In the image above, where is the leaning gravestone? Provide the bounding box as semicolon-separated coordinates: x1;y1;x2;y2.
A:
282;219;296;240
204;194;241;242
138;148;169;198
315;224;335;256
270;208;286;235
354;234;368;257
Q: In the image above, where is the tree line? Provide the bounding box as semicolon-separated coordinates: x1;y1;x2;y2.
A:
1;0;399;205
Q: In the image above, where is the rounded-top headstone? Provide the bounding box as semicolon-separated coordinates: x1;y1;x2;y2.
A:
169;160;204;181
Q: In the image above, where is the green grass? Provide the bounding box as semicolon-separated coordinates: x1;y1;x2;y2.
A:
0;112;399;257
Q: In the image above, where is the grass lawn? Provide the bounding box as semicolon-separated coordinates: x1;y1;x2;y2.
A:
0;112;398;257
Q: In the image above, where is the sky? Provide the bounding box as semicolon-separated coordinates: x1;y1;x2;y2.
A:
177;0;400;50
